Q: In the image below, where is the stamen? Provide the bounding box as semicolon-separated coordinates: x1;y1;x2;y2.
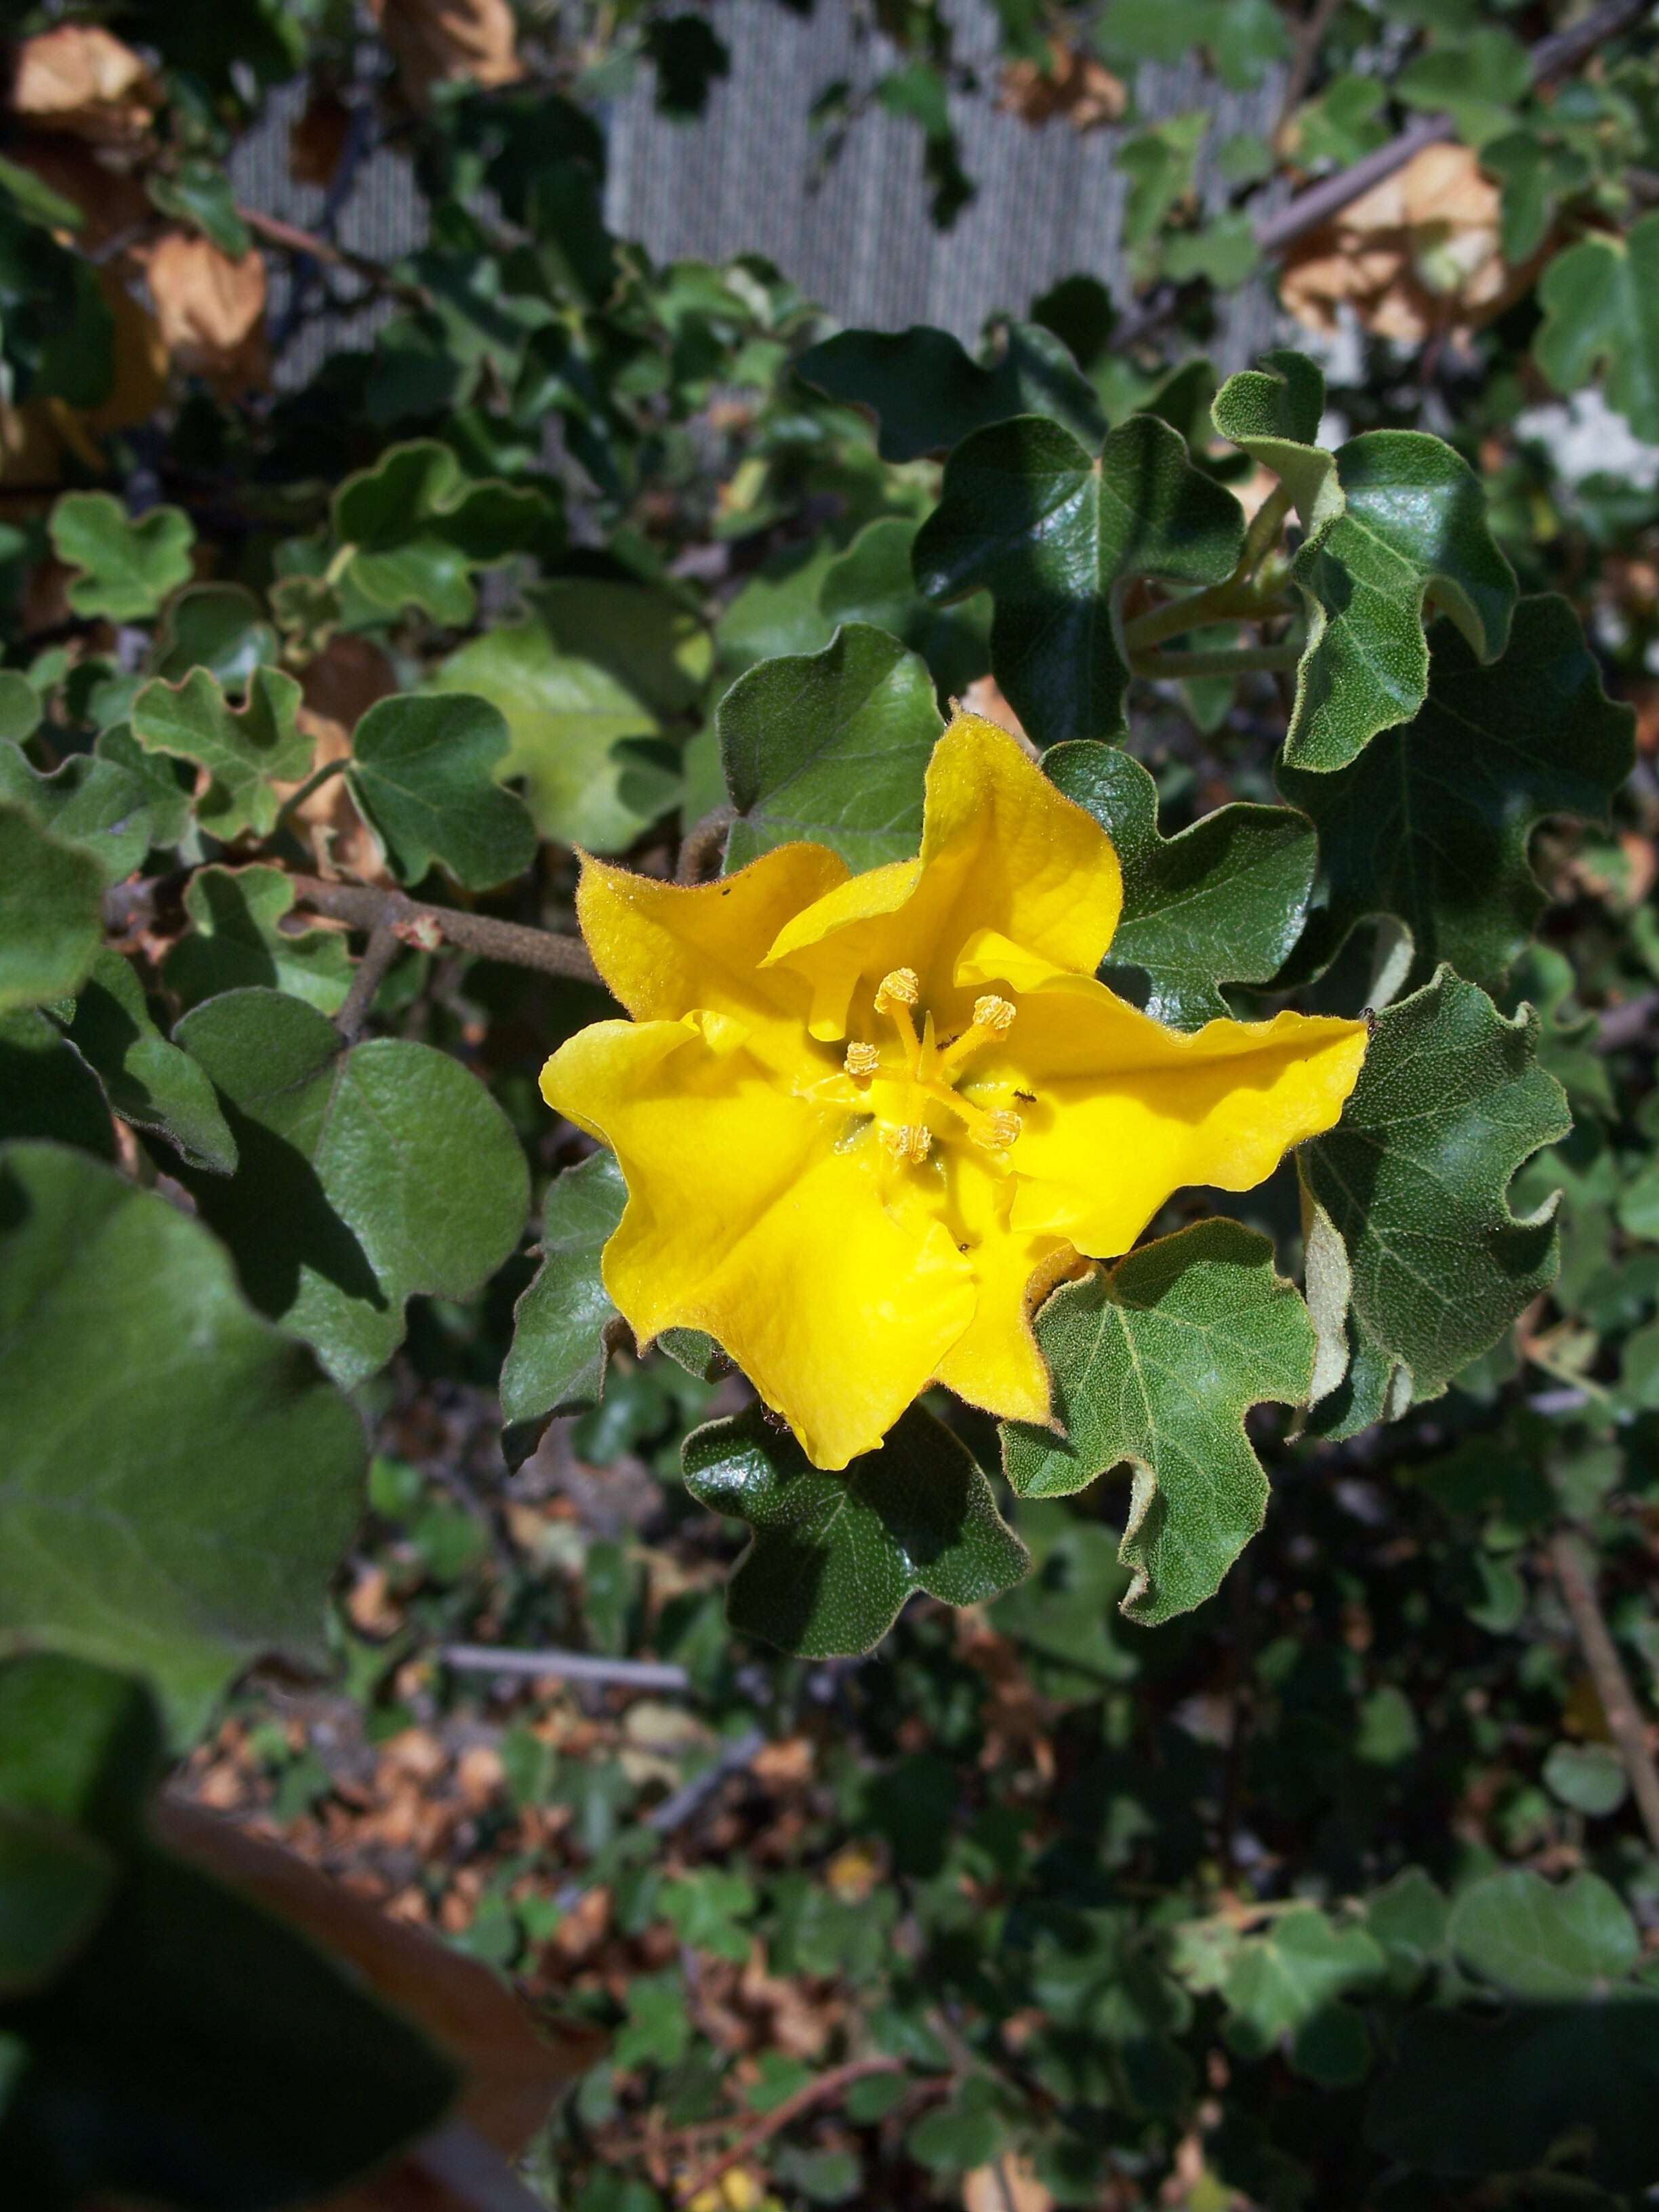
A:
880;1121;933;1165
876;968;920;1008
935;992;1018;1080
972;995;1016;1033
935;1091;1022;1151
844;1042;880;1078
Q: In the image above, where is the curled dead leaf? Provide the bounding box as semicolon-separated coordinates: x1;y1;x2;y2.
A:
368;0;524;110
1281;143;1534;346
5;134;152;249
275;634;397;881
144;230;270;396
999;38;1126;131
10;25;158;146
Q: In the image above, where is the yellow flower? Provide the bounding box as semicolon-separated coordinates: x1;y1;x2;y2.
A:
541;712;1366;1471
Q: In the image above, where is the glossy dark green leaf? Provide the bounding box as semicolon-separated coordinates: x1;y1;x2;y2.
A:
47;495;194;623
0;1145;366;1727
682;1402;1028;1658
794;321;1105;462
130;667;309;841
1046;742;1317;1028
1279;596;1634;989
345;692;537;891
1214;352;1517;771
333;440;561;625
1300;968;1571;1425
1004;1222;1314;1623
60;949;237;1174
0;742;155;887
499;1150;627;1469
1534;207;1659;442
914;413;1245;747
720;623;940;872
176;989;530;1388
163;867;353;1015
0;806;102;1017
817;517;991;697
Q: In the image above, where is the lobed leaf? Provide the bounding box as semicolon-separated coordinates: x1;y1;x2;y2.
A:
1046;741;1317;1028
1004;1220;1316;1624
332;439;562;626
59;949;237;1174
914;412;1245;747
0;804;102;1017
1533;205;1659;443
794;320;1105;462
346;691;538;891
47;493;194;623
1279;596;1635;990
720;623;941;872
1299;968;1571;1431
163;866;353;1015
0;741;156;887
683;1402;1028;1658
130;665;310;841
499;1149;626;1469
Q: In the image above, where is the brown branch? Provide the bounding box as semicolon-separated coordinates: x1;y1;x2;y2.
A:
287;874;598;985
1549;1530;1659;1858
677;805;735;884
1252;0;1650;258
334;914;403;1044
672;2057;907;2207
1273;0;1347;152
238;207;430;310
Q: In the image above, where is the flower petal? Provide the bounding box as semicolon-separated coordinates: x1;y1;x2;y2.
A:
540;1017;975;1470
987;970;1368;1256
766;711;1122;1038
930;1154;1066;1426
577;841;848;1069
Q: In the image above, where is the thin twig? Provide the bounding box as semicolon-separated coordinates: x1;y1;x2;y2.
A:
239;207;430;310
1272;0;1346;152
334;913;402;1044
645;1726;766;1835
677;806;735;884
1549;1530;1659;1858
672;2057;907;2207
1253;0;1650;258
287;874;599;984
439;1645;691;1691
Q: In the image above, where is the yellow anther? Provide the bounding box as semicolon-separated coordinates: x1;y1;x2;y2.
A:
880;1120;933;1165
876;967;920;1009
844;1041;880;1078
972;994;1016;1033
974;1109;1023;1151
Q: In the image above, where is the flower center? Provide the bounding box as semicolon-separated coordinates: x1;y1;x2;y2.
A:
843;966;1022;1167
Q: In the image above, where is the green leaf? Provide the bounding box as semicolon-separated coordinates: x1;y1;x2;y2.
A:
1280;597;1633;990
163;866;354;1015
60;949;237;1175
1214;352;1517;771
146;159;251;257
130;666;310;841
1542;1742;1629;1818
148;583;278;693
1397;27;1530;147
428;579;709;851
47;495;195;623
682;1402;1028;1658
1222;1909;1385;2083
1045;743;1317;1028
818;517;991;697
0;742;155;887
0;1010;116;1161
1299;968;1571;1426
794;321;1105;462
1483;127;1593;265
720;624;940;873
1003;1221;1316;1624
1534;207;1659;442
0;1144;367;1729
0;1654;459;2205
176;989;530;1388
499;1150;627;1469
95;726;193;849
0;674;41;745
1367;1872;1659;2189
344;693;537;892
0;1809;114;1998
1120;113;1208;258
333;441;561;626
1292;75;1390;167
914;413;1245;748
0;805;102;1018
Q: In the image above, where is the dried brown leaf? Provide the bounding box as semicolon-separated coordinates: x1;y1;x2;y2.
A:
368;0;524;110
999;39;1126;131
144;230;270;396
11;26;157;145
